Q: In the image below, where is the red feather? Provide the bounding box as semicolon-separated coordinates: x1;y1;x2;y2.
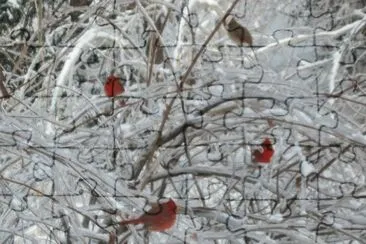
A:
252;137;274;164
104;75;124;97
120;199;177;232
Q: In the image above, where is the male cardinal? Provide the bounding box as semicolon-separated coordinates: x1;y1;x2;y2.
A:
104;75;125;98
252;137;274;163
120;198;178;232
224;15;253;46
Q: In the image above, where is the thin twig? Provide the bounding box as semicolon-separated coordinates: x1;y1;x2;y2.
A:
0;65;10;99
134;0;241;182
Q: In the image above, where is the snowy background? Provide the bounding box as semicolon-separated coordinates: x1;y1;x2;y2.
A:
1;0;366;243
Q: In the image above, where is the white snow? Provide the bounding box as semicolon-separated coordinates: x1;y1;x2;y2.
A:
301;160;315;177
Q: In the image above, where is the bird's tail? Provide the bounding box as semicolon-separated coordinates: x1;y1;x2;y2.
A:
120;218;143;226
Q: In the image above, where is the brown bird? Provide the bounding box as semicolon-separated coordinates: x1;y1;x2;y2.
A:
120;198;178;232
224;15;253;46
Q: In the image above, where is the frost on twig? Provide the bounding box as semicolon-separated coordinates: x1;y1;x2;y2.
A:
1;0;366;243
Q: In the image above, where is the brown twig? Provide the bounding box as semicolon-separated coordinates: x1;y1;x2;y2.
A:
134;0;242;182
0;65;10;99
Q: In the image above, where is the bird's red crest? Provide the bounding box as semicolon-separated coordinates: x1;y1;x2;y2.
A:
166;199;177;212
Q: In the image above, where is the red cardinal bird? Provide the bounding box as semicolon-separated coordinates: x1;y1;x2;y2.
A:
252;137;274;164
120;198;178;232
104;75;125;98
